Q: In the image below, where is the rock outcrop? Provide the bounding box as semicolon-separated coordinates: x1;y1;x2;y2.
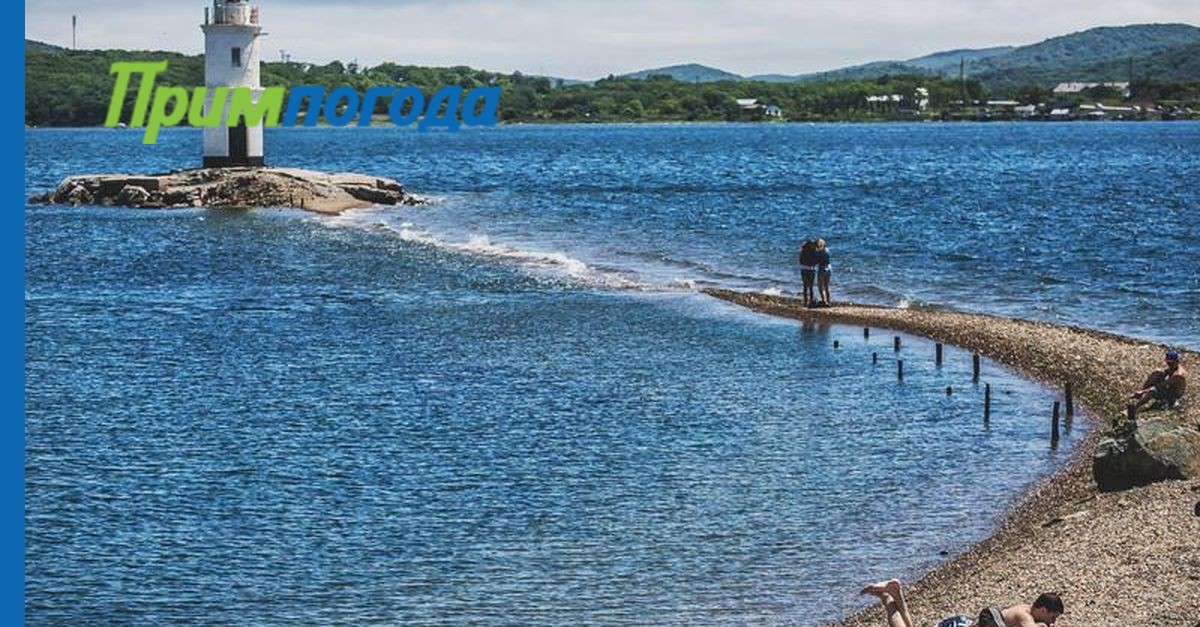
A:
1093;417;1200;491
29;167;421;214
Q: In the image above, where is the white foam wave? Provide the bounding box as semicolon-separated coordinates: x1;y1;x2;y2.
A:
336;210;660;291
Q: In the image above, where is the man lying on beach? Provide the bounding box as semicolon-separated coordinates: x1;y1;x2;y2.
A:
860;579;1063;627
1129;349;1188;413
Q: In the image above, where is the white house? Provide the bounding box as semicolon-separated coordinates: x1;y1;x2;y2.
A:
202;0;265;167
1052;82;1130;98
736;98;760;111
764;105;782;117
915;87;929;111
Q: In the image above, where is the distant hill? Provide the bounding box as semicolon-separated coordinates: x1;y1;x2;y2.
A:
746;49;1012;83
967;23;1200;76
627;23;1200;87
26;39;66;55
980;40;1200;93
621;63;743;83
903;46;1013;73
754;61;934;83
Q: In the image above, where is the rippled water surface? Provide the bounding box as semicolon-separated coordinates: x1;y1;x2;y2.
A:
26;122;1196;625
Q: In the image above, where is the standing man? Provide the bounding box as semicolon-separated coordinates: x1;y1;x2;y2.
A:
798;239;818;307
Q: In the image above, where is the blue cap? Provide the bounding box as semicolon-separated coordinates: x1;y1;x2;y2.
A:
1166;350;1180;362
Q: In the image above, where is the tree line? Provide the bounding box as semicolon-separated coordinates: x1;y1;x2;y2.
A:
24;47;1200;127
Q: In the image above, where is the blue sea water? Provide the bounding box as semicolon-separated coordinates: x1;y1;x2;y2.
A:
24;123;1198;625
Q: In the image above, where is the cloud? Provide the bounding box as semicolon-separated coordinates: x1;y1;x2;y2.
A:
24;0;1200;78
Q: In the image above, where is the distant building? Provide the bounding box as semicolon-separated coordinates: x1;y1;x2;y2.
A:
736;98;761;111
915;87;929;111
1014;104;1037;118
865;94;903;104
1052;82;1130;98
1049;108;1072;119
986;100;1020;107
764;105;782;117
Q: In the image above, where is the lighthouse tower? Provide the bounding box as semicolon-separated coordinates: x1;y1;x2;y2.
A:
201;0;265;167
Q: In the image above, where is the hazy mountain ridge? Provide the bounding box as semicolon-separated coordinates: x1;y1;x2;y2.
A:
620;63;743;83
903;46;1014;73
621;23;1200;86
966;23;1200;75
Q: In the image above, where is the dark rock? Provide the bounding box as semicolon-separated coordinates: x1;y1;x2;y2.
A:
98;178;131;198
1093;418;1200;491
161;189;194;206
375;178;404;193
342;184;402;205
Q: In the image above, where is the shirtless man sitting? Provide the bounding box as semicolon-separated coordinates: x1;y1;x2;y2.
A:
1129;349;1188;413
860;579;1063;627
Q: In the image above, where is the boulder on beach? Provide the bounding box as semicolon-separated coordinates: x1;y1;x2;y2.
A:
29;167;421;214
1093;417;1200;492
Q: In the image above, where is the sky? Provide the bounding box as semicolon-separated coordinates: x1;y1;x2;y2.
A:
23;0;1200;79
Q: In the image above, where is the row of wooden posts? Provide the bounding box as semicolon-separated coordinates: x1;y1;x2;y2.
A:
838;327;1074;448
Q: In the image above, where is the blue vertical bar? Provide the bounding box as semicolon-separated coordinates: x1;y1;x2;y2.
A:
10;4;28;621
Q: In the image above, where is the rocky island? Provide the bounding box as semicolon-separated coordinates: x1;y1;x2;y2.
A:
29;167;421;214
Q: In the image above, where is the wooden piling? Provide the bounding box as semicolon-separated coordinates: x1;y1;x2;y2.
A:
872;352;878;365
1065;382;1074;421
1051;401;1061;448
945;385;953;396
972;354;981;382
897;359;904;381
833;340;840;349
863;327;870;340
984;383;991;424
894;336;901;352
936;343;944;366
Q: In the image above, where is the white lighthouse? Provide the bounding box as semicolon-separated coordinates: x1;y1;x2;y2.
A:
201;0;265;167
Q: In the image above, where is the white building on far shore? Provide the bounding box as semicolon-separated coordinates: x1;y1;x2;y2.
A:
1052;82;1130;98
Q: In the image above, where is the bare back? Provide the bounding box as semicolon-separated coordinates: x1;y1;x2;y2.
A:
999;604;1045;627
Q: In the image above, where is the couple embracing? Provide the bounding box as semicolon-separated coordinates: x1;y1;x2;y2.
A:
798;238;832;307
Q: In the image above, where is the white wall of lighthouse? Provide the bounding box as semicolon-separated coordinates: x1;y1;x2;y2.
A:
202;0;265;167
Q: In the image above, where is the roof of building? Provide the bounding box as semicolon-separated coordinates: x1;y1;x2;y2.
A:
1053;82;1130;93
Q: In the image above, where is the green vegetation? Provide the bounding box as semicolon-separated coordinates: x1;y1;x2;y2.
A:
24;22;1200;129
26;47;202;126
24;43;985;126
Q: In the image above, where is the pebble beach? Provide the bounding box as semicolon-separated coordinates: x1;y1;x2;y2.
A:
705;289;1200;627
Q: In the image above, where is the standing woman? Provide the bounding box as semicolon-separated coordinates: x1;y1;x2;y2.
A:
815;239;832;307
798;239;818;307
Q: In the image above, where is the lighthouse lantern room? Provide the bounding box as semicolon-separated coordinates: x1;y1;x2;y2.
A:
202;0;265;167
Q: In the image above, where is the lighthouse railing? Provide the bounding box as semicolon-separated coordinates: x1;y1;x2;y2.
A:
212;3;258;26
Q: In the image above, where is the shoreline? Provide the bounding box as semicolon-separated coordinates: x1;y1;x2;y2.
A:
23;119;1200;131
702;289;1200;627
